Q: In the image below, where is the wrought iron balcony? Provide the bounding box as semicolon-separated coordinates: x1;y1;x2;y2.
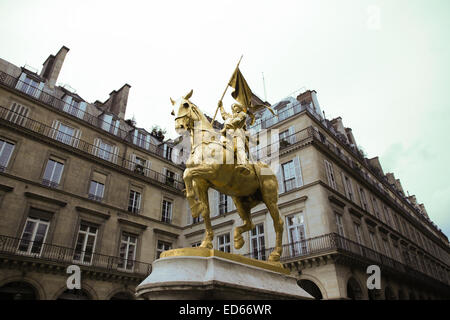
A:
0;105;185;193
245;233;449;290
0;234;152;277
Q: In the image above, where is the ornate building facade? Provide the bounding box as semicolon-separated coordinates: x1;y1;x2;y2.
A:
0;47;186;300
0;47;448;299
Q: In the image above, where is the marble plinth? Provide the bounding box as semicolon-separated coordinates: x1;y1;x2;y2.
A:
135;248;313;300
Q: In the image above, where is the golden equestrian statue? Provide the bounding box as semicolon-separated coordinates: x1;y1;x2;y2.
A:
169;63;283;264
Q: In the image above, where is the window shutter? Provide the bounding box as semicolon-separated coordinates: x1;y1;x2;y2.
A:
15;73;27;90
144;159;151;177
129;153;136;171
73;129;81;148
209;189;218;217
51;120;60;139
276;164;284;194
133;129;138;144
78;102;87;119
174;172;180;189
227;195;234;212
112;145;119;164
93;138;100;156
341;172;348;197
288;126;296;143
35;82;44;99
293;156;303;188
162;167;167;184
145;135;151;150
63;96;72;113
113;120;120;135
271;132;279;157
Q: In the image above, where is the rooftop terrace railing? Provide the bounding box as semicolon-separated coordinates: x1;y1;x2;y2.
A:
0;234;152;276
0;69;180;164
0;105;185;192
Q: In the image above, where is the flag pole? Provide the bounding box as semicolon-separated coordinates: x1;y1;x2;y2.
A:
211;55;243;126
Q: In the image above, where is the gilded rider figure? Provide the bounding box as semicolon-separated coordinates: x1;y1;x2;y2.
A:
218;100;250;175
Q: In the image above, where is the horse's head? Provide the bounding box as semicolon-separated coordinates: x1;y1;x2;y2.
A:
171;89;200;135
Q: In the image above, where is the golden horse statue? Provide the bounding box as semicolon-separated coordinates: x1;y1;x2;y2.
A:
171;90;284;263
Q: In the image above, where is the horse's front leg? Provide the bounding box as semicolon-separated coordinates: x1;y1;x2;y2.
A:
194;179;214;249
184;168;202;218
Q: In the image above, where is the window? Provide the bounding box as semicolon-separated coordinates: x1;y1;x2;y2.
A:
163;144;173;160
118;233;137;271
130;155;148;176
0;139;15;171
42;159;64;187
354;223;363;245
383;205;392;226
97;140;114;162
279;128;295;146
17;75;40;97
128;190;141;214
342;174;354;202
335;214;345;236
371;197;380;218
191;242;201;247
164;169;175;187
17;217;49;256
369;232;378;251
73;223;98;265
359;187;369;211
7;102;29;125
55;123;75;145
88;180;104;201
161;199;173;223
134;130;149;149
286;213;307;256
217;233;231;253
66;98;80;117
382;239;391;257
324;160;337;190
218;193;228;215
250;223;265;260
156;240;172;259
282;160;296;192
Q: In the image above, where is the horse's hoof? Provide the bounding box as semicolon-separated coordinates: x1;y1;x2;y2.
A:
200;241;213;249
234;236;244;250
268;251;281;262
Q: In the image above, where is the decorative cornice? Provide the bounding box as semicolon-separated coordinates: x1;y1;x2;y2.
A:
184;220;235;238
153;228;179;239
75;206;110;220
24;191;67;207
364;217;377;227
349;207;363;218
328;195;346;208
0;183;14;192
117;218;148;230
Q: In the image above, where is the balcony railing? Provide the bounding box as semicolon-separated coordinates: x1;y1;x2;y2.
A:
0;105;185;192
0;69;180;164
245;233;449;288
0;234;152;276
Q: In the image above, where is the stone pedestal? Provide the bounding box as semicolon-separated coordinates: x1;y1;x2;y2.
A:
135;248;313;300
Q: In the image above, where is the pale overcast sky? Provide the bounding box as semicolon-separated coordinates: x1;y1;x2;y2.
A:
0;0;449;238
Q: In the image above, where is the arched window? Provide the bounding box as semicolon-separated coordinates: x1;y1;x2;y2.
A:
0;281;38;300
347;277;363;300
298;279;323;300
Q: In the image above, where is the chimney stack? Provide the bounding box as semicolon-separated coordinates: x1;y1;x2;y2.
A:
40;46;70;89
102;84;131;120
